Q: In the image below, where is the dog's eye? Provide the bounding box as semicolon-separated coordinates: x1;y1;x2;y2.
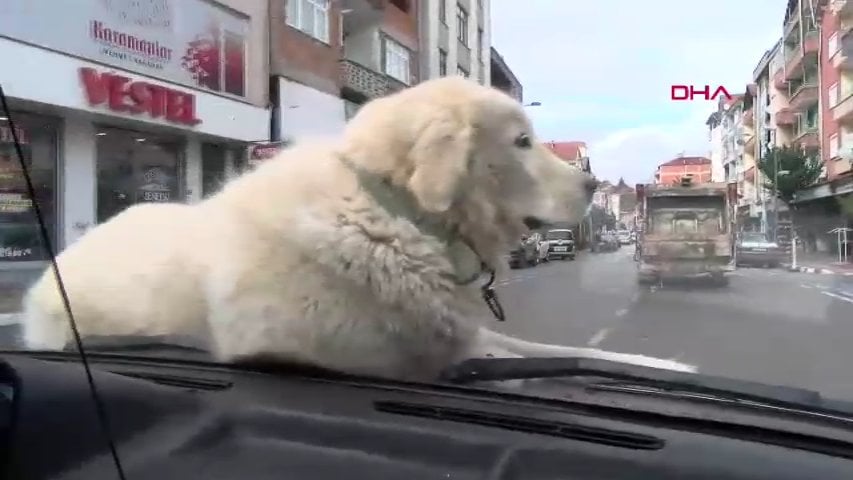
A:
514;134;532;149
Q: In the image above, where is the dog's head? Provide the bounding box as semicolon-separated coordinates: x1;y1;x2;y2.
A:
341;77;597;268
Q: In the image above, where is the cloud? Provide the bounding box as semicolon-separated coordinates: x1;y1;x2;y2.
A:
490;0;788;184
587;104;713;183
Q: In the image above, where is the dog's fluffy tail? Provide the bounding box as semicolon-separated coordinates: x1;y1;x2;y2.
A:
476;328;697;373
21;275;71;350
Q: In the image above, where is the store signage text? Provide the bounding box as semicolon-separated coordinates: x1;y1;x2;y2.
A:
670;85;733;101
79;67;202;126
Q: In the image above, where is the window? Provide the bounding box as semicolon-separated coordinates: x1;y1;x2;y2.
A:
456;4;469;45
96;127;182;223
477;27;484;60
830;82;840;107
438;48;447;76
383;37;410;84
439;0;447;24
0;113;58;265
286;0;330;43
830;32;839;57
457;65;469;78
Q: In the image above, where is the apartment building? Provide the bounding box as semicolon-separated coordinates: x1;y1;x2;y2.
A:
706;110;726;182
270;0;419;142
654;157;713;185
544;141;592;173
780;0;821;153
419;0;491;84
825;0;853;178
490;47;522;101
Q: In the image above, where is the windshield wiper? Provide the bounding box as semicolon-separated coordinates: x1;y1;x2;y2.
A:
441;357;853;418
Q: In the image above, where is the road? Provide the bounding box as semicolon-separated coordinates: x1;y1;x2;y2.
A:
490;246;853;401
1;247;853;401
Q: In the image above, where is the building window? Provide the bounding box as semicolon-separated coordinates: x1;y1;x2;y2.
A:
477;27;484;60
456;4;469;46
439;48;447;76
96;127;183;224
0;112;58;265
286;0;330;43
439;0;447;24
383;37;411;84
457;65;469;78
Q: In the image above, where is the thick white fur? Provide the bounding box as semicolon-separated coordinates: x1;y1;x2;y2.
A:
22;77;696;381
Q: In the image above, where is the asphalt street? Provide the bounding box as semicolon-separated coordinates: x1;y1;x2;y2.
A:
2;247;853;401
490;246;853;401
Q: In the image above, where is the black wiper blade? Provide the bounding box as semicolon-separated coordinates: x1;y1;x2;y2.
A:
441;357;853;416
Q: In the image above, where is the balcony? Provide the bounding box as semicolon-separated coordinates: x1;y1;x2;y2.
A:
832;35;853;70
793;128;820;150
788;81;819;111
830;0;853;19
784;31;820;81
775;107;796;126
341;0;385;31
340;59;405;100
742;108;754;127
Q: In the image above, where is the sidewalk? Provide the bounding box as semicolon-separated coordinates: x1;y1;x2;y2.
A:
782;250;853;276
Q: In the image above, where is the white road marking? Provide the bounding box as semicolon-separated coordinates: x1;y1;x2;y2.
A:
615;308;628;317
800;283;813;289
587;327;611;347
821;291;853;305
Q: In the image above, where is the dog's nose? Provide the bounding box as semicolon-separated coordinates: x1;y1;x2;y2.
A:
584;176;599;200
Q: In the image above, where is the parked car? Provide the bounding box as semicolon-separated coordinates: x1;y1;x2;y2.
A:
596;232;620;252
616;230;633;245
509;234;540;268
736;231;785;268
543;229;576;260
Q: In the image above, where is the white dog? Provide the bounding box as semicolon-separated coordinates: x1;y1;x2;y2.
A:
21;77;695;381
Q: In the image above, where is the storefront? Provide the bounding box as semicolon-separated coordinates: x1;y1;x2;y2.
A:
0;0;270;314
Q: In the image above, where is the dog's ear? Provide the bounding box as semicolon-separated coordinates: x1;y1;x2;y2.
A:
407;115;473;213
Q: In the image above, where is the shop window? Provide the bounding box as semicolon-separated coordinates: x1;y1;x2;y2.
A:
95;127;183;223
0;113;58;263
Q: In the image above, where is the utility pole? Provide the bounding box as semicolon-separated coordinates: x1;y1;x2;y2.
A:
772;150;779;241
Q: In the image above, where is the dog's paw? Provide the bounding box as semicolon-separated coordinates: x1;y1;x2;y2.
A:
624;354;698;374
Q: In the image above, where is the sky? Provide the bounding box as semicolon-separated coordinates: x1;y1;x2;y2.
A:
491;0;789;185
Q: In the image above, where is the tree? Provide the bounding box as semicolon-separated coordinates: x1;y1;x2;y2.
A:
589;205;616;231
757;145;823;204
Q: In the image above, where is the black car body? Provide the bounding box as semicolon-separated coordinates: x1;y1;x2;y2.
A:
736;232;785;268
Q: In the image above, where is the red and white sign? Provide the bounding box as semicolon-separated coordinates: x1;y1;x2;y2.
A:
0;0;248;98
80;67;201;126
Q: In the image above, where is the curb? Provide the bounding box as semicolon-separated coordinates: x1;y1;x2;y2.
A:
784;265;853;276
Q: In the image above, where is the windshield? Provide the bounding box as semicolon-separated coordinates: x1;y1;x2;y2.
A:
2;0;853;423
741;233;770;243
546;230;573;240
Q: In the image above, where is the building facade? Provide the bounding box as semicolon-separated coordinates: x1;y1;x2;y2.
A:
654;157;713;185
418;0;490;84
269;0;419;142
0;0;270;311
490;47;522;101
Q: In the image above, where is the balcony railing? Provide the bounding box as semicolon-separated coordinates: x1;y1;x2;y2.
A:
340;59;413;100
